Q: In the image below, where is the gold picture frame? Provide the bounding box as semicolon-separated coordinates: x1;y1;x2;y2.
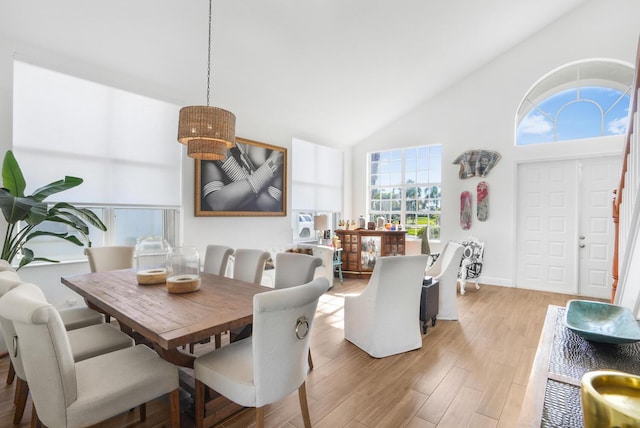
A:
195;137;287;216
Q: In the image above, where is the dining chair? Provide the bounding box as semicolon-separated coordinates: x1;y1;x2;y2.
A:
0;268;105;387
232;248;271;284
0;282;180;428
202;244;234;276
273;252;322;369
273;252;322;289
84;245;135;323
344;255;429;358
193;248;269;351
425;242;464;320
223;249;271;345
0;277;135;424
194;277;330;428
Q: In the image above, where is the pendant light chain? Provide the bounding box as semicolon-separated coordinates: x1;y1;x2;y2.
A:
177;0;236;160
206;0;212;107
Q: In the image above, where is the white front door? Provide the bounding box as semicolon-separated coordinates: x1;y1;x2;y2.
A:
578;157;619;299
516;160;579;294
516;157;619;298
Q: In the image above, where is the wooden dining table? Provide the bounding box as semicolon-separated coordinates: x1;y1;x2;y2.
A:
61;268;272;369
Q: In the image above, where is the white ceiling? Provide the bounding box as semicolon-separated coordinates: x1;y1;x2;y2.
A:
0;0;587;146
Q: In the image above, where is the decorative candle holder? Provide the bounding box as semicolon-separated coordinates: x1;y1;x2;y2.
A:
135;236;170;285
166;246;201;293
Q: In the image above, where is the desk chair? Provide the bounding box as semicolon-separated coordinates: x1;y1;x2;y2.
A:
0;283;180;428
84;246;135;323
194;278;329;428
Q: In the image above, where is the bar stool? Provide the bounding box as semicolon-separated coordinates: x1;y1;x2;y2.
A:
333;248;343;284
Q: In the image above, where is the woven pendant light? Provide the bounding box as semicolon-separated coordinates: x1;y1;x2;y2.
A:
177;0;235;160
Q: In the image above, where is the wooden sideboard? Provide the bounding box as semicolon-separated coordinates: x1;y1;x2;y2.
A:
335;229;406;278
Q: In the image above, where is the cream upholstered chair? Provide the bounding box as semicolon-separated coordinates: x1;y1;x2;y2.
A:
194;278;329;428
203;244;234;276
0;266;104;387
84;245;135;272
0;259;103;330
344;255;429;358
274;252;322;289
189;245;234;352
274;252;323;369
226;249;271;344
0;283;180;428
232;249;270;284
425;241;464;320
84;245;135;323
0;276;135;424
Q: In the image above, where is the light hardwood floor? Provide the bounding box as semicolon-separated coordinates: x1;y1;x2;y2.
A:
0;278;598;428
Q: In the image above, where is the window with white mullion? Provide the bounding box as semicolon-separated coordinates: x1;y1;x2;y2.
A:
368;145;441;239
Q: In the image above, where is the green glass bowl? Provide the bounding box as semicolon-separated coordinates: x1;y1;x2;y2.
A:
565;300;640;344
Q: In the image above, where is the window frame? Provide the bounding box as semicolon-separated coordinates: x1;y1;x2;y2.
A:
367;145;441;240
516;59;634;146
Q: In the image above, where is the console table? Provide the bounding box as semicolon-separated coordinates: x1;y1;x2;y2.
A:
518;305;640;427
335;229;406;278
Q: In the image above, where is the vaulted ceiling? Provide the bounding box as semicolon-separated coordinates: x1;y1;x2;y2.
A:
0;0;587;146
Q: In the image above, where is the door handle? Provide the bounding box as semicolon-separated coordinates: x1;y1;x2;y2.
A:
579;235;585;240
579;244;586;248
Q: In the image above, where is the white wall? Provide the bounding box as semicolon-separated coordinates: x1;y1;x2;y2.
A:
351;0;640;287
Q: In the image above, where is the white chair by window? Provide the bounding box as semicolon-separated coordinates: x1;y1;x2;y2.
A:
425;242;464;320
202;244;234;276
344;255;429;358
84;246;135;323
0;283;180;428
84;246;135;272
194;278;330;428
0;276;135;424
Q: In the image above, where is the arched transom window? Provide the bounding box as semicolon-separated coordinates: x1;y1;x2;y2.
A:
516;59;634;146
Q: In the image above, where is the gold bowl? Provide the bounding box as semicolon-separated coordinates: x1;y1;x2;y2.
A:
581;370;640;428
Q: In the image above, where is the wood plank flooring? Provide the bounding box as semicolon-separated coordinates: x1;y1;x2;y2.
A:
0;279;598;428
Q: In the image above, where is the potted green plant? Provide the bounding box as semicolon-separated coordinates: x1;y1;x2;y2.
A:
0;150;107;269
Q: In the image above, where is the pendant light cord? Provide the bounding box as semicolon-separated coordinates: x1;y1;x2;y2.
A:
206;0;212;107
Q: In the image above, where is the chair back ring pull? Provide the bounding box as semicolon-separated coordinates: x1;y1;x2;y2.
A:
295;316;309;340
12;335;18;358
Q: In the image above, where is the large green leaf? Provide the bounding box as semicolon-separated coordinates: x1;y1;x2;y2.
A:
31;176;83;202
0;190;47;224
44;213;90;235
53;204;107;231
2;151;26;198
24;230;84;247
